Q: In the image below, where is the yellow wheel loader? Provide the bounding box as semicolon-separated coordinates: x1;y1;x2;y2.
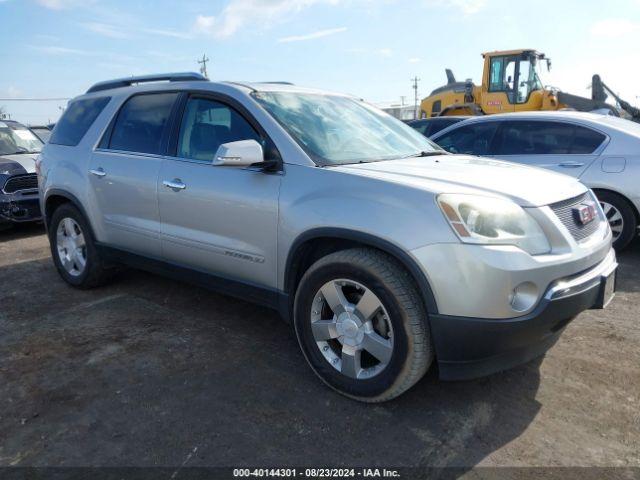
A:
419;49;638;121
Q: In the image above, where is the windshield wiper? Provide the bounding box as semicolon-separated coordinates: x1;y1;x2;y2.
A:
403;150;447;158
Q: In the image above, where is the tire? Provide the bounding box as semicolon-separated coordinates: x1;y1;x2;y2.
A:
595;190;637;251
48;203;116;288
293;248;433;402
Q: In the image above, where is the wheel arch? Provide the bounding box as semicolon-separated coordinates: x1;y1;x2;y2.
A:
43;189;95;234
592;187;640;222
284;228;439;318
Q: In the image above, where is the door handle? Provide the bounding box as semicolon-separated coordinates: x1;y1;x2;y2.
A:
559;162;585;168
163;179;187;191
89;167;107;177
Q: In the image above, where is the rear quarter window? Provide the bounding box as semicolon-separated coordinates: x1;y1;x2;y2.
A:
571;126;606;153
49;97;111;146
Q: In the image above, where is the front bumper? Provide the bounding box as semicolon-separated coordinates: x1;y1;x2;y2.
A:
430;249;617;380
0;192;42;223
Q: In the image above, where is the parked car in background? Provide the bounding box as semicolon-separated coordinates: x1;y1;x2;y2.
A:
407;116;469;138
30;125;53;143
39;74;616;402
0;120;43;229
431;112;640;249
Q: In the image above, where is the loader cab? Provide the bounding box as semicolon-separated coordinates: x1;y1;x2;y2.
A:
482;50;548;113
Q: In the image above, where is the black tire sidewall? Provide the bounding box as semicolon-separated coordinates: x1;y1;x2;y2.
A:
294;260;411;399
49;204;97;287
597;191;637;250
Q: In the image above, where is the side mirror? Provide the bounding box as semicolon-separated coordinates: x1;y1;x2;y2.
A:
212;140;264;167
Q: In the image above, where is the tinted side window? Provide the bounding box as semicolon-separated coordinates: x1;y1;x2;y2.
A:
571;126;606;153
436;123;498;155
494;121;603;155
410;120;429;136
109;93;178;155
429;119;460;137
177;98;261;161
49;97;111;146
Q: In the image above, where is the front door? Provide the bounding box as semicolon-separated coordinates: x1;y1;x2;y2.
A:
484;55;517;114
89;92;179;257
158;95;281;289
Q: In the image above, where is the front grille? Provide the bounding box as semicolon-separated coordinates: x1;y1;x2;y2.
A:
550;192;600;242
2;174;38;194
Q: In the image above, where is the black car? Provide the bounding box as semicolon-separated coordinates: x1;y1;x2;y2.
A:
0;120;43;229
407;116;470;138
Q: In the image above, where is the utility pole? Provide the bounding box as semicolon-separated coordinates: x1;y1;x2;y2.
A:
411;76;420;119
198;54;210;79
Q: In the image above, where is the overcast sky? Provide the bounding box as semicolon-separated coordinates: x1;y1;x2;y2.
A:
1;0;639;124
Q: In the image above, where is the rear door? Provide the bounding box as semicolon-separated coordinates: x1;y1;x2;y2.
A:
483;55;517;114
157;94;281;289
491;120;606;177
90;92;179;257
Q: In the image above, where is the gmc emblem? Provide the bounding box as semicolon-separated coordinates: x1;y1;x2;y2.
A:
573;202;597;226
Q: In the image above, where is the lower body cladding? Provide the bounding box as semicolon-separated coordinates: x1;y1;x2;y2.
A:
0;191;42;224
415;246;617;381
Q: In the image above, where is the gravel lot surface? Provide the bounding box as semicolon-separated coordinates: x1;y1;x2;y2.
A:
1;224;638;471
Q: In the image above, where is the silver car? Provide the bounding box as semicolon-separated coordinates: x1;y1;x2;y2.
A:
39;73;617;402
431;111;640;250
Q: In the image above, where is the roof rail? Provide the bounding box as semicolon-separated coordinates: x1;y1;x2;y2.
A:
86;72;208;94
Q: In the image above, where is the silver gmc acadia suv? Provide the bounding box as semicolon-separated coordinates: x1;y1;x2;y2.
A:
38;73;617;402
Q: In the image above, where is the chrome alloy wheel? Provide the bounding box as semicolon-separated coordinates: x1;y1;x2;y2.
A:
310;279;394;380
600;201;624;242
56;217;87;277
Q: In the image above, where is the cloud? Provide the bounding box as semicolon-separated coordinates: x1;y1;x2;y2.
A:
141;27;192;39
35;0;92;9
345;47;393;58
194;0;341;38
590;18;640;37
79;21;191;40
82;22;130;39
29;45;135;63
5;86;22;98
30;45;92;56
408;57;421;63
424;0;487;14
278;26;346;43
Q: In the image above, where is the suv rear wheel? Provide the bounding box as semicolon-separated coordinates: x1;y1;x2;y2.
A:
49;203;116;288
294;248;433;402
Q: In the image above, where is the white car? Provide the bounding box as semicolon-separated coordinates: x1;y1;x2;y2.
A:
431;111;640;249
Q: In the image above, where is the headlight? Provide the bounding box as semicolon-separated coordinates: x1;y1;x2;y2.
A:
437;194;551;255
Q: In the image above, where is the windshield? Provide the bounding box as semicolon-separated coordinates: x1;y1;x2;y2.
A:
0;122;44;155
252;92;441;165
31;128;52;143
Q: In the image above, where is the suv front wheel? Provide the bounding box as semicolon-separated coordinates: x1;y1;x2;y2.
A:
294;248;433;402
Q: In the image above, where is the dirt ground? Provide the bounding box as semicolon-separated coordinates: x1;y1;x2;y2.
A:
0;224;639;472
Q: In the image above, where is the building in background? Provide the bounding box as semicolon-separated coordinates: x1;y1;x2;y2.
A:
376;101;416;120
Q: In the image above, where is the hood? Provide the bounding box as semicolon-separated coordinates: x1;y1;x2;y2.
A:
331;155;586;207
0;153;39;175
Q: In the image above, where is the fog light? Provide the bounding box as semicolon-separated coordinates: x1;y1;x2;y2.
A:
510;282;539;312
